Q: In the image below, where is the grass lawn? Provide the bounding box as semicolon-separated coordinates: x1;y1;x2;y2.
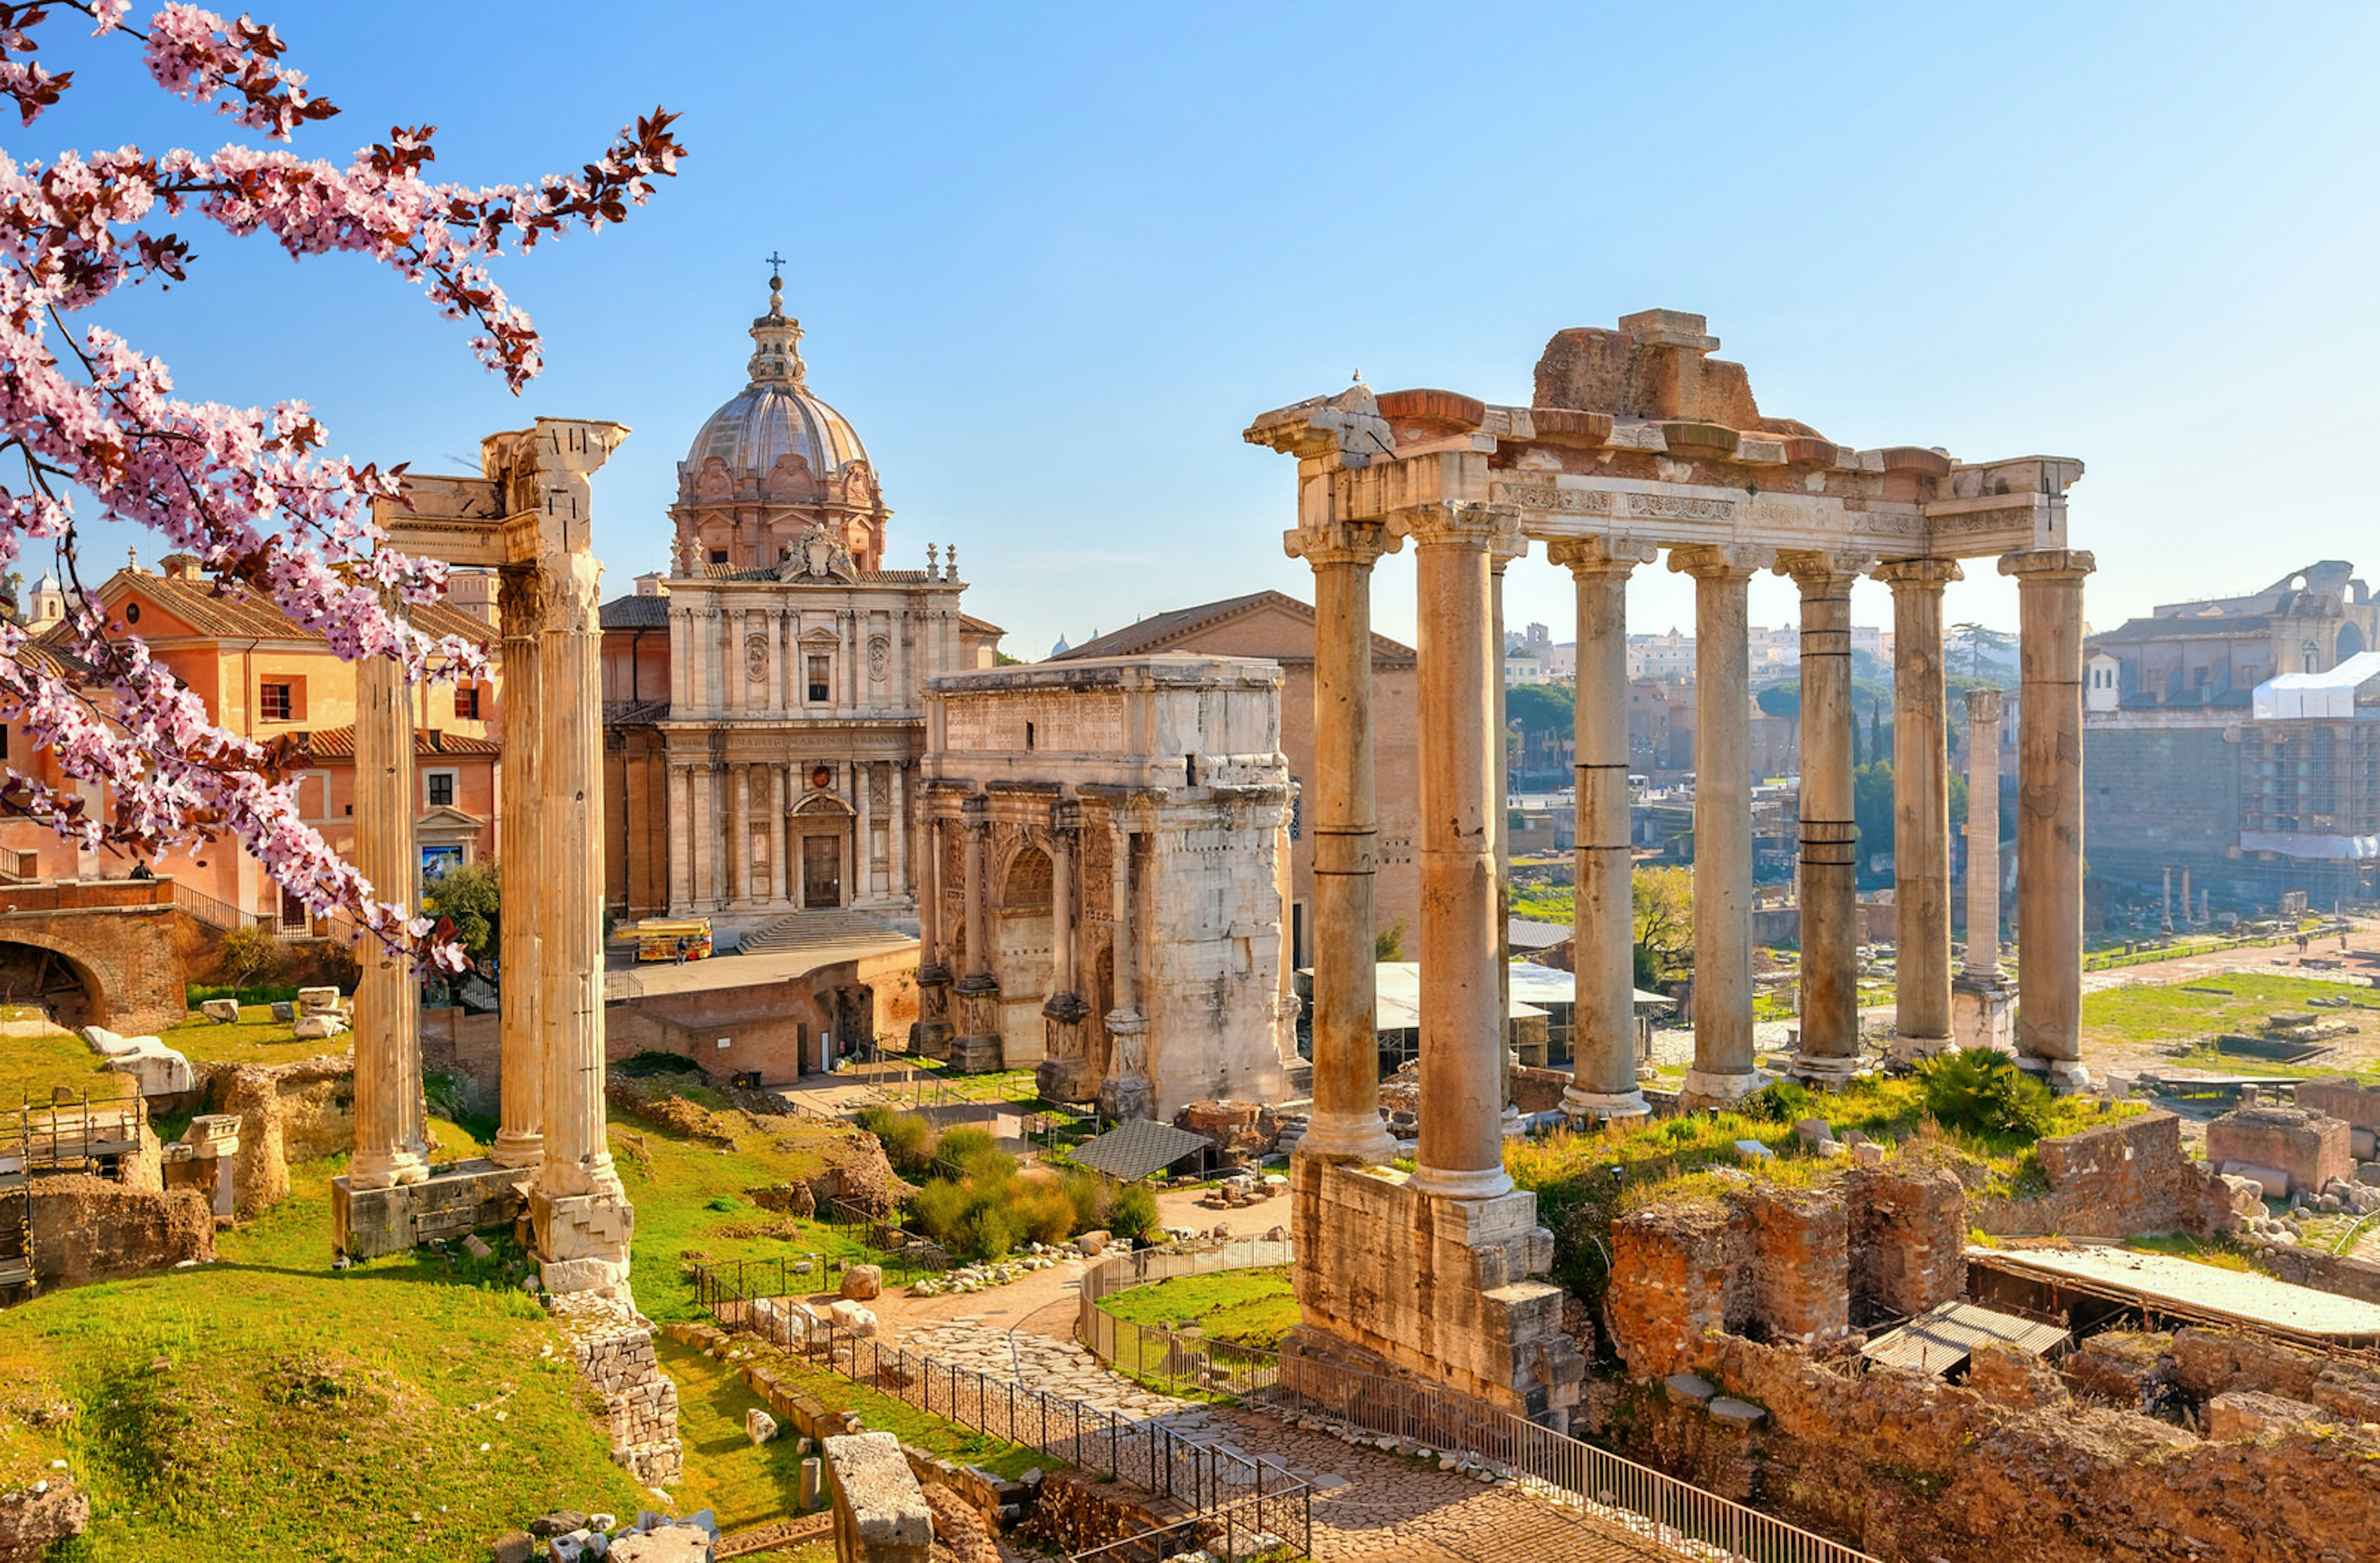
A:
655;1336;816;1532
1098;1267;1298;1350
0;1005;356;1116
2081;972;2379;1050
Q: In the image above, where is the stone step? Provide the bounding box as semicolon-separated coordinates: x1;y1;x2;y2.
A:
733;908;904;955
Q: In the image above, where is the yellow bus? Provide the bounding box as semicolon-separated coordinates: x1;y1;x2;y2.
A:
631;918;712;962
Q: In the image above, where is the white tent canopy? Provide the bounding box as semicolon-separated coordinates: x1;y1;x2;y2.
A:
2252;651;2380;720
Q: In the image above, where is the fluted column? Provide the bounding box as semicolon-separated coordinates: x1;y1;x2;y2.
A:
1282;519;1399;1164
730;762;752;905
1391;501;1512;1202
1490;531;1524;1137
1781;552;1866;1083
856;762;875;902
953;795;1001;1069
1551;539;1655;1121
767;609;786;717
532;547;633;1293
349;597;429;1192
2003;548;2096;1089
768;765;788;905
1878;558;1961;1060
1096;816;1153;1121
962;798;988;977
491;566;544;1169
1036;801;1094;1103
916;807;953;1059
1672;544;1766;1104
890;765;909;902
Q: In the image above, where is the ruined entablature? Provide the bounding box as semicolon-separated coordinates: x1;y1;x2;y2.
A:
1246;309;2084;563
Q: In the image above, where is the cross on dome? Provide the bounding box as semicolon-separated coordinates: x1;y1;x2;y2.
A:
747;262;804;386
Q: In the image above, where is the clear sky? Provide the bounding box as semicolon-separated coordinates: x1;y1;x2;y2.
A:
36;2;2380;661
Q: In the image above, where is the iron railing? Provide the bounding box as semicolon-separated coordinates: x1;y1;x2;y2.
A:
690;1257;1311;1557
168;879;265;931
1073;1239;1880;1563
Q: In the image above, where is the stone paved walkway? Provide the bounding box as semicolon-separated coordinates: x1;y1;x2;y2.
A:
901;1321;1681;1562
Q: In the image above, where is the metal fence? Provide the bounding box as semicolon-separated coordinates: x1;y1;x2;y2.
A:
1077;1239;1292;1400
690;1259;1311;1557
1077;1239;1878;1563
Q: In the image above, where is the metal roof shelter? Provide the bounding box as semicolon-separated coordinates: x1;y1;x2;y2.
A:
1072;1119;1215;1184
1969;1244;2380;1351
1862;1299;2069;1377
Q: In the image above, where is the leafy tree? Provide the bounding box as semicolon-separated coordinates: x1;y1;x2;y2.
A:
214;923;288;1003
1631;866;1693;979
1375;918;1406;961
1947;622;2019;681
1755;684;1800;721
0;7;682;972
421;858;500;969
1506;681;1574;739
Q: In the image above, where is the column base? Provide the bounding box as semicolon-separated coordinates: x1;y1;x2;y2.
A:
1501;1103;1527;1139
1678;1067;1765;1107
1561;1087;1651;1124
913;1020;953;1062
1292;1111;1399;1166
1889;1031;1953;1064
1036;993;1095;1102
1783;1052;1869;1087
1096;1073;1155;1124
332;1158;530;1260
2017;1055;2093;1094
1952;972;2017;1055
488;1130;544;1171
531;1184;638;1301
1408;1162;1515;1201
346;1146;430;1192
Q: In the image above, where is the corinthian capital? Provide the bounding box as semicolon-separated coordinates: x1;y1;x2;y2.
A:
1873;557;1965;591
1774;548;1872;593
1284;519;1401;569
1546;537;1659;579
1386;501;1504;549
1667;542;1773;580
1998;548;2096;583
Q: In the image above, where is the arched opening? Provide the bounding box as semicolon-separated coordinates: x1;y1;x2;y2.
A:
995;845;1054;1064
0;940;105;1031
2340;623;2367;663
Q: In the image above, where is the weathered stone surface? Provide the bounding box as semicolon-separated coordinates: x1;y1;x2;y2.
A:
2208;1104;2353;1197
1608;1200;1736;1379
1662;1372;1716;1406
528;1510;588;1538
29;1175;212;1285
2294;1076;2380;1133
292;1013;348;1041
2205;1388;2330;1441
296;986;341;1015
1974;1109;2246;1238
824;1430;932;1561
608;1525;709;1563
199;998;242;1024
838;1264;881;1301
1707;1395;1766;1429
489;1531;535;1563
2061;1329;2172;1407
1846;1164;1965;1321
0;1473;88;1559
1743;1186;1848;1344
746;1407;777;1445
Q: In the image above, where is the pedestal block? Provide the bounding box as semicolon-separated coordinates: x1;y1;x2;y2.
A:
333;1158;534;1260
1286;1156;1584;1425
531;1184;637;1298
950;975;1002;1073
1953;972;2017;1055
913;967;954;1061
1034;993;1096;1104
1096;1011;1155;1122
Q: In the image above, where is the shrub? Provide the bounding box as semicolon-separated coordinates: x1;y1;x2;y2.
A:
1014;1183;1078;1246
911;1178;972;1247
1108;1181;1159;1243
957;1202;1023;1262
933;1123;998;1170
1743;1080;1813;1125
1059;1168;1109;1230
1918;1047;2053;1140
856;1106;935;1174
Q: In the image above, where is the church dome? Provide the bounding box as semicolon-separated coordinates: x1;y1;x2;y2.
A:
684;274;870;480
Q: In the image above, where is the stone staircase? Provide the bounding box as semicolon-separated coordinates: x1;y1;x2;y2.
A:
731;907;906;956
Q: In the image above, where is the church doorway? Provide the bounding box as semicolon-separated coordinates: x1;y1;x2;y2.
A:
801;834;843;909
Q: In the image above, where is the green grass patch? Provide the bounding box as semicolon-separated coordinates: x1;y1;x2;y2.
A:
1097;1267;1298;1350
2127;1232;2256;1272
2081;972;2378;1048
655;1337;819;1531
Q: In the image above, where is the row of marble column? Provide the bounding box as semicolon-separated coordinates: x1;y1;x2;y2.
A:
663;758;907;912
666;602;959;718
350;558;625;1235
1291;511;2096;1201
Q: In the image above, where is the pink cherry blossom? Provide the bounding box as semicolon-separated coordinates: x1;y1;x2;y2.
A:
0;4;685;971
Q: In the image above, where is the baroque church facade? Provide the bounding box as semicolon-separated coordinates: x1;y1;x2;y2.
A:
601;275;1002;931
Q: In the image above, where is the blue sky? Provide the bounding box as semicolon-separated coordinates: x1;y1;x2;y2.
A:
34;2;2380;659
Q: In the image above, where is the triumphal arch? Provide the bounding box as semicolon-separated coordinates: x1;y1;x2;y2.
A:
1248;310;2089;1423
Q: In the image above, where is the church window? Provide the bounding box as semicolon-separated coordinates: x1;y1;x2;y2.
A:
808;654;831;703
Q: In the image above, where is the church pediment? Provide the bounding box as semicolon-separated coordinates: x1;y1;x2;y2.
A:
778;519;858;583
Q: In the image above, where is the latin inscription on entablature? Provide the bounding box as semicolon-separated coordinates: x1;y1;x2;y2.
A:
1491;480;1736;524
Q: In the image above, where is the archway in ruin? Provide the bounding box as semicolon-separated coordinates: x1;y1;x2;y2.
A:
0;938;105;1031
995;844;1053;1064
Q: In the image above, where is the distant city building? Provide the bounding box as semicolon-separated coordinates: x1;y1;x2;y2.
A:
2084;560;2380;909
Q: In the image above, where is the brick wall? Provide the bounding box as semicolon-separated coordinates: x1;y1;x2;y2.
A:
2205;1104;2353;1196
1607;1200;1739;1378
1973;1110;2247;1238
1845;1164;1965;1321
1744;1188;1849;1345
2294;1077;2380;1134
552;1293;681;1487
29;1176;213;1285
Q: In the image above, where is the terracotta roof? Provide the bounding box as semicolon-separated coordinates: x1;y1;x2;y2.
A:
959;612;1007;637
601;594;671;630
299;726;501;759
1052;590;1416;666
103;569;489;646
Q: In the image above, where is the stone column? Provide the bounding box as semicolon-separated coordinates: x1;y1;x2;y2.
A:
951;795;1002;1071
769;765;788;905
730;762;752;905
532;548;634;1296
1878;558;1961;1060
1781;553;1867;1083
1391;501;1512;1202
856;762;875;901
669;606;689;711
2162;865;2174;934
1490;531;1524;1137
1550;539;1655;1121
2181;866;2194;928
767;609;786;718
349;604;430;1191
915;809;953;1059
890;765;908;902
1953;687;2016;1054
1036;801;1094;1103
1096;817;1153;1122
2001;548;2095;1090
1280;520;1399;1163
1670;545;1765;1104
689;762;713;910
492;566;545;1171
